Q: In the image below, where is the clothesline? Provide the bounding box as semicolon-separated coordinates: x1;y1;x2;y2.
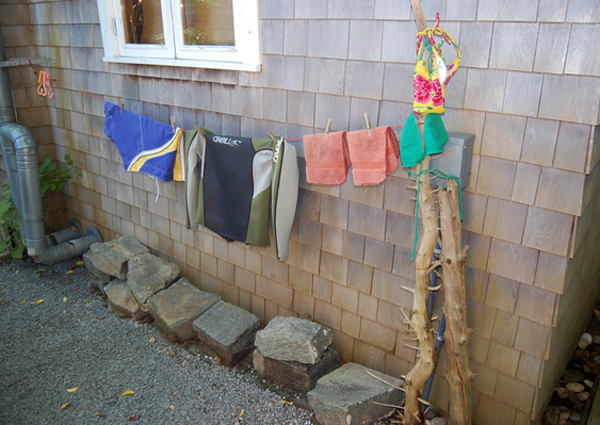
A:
25;64;405;140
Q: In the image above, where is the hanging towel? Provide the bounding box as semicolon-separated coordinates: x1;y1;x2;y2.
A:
346;126;399;186
303;131;349;185
400;114;448;168
103;101;185;182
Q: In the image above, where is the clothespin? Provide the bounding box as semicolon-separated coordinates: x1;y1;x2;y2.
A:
324;118;332;140
120;97;125;113
171;116;176;133
267;130;277;142
194;125;206;136
364;113;372;136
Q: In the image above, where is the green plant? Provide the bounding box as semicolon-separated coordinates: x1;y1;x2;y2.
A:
0;153;82;260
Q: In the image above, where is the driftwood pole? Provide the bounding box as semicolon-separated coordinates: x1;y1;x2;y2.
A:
403;156;439;425
438;179;473;425
401;2;438;424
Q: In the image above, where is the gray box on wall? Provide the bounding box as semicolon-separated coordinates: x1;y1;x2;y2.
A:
430;132;475;189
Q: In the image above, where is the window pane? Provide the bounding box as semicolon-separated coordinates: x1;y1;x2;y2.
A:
180;0;235;46
121;0;165;45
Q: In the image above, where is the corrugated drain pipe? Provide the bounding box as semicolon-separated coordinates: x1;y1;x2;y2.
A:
0;29;101;265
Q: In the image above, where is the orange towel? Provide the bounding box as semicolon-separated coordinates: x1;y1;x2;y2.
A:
303;131;350;185
346;126;399;186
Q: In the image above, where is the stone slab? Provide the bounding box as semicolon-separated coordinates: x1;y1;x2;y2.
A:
253;347;340;393
193;300;260;367
145;278;220;343
89;235;149;279
83;250;112;283
308;362;404;425
89;275;108;298
90;242;129;279
254;316;333;364
105;278;148;320
127;252;179;305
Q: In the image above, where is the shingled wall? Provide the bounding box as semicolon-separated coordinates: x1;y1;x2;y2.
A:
2;1;600;423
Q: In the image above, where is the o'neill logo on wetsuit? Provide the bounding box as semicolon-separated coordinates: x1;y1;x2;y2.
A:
212;136;242;147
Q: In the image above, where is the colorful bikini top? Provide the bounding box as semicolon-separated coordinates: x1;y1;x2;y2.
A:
413;14;461;116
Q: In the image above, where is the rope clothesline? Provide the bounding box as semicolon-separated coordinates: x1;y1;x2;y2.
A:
19;63;406;141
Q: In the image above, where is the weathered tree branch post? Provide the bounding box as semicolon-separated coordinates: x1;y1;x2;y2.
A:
402;3;437;424
403;156;439;425
438;179;473;425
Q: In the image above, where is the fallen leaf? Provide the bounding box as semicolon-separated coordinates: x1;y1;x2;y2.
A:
71;288;76;292
61;402;70;410
38;269;47;272
97;316;106;321
0;300;10;306
83;299;90;303
215;355;223;365
0;291;5;295
15;270;19;274
38;273;45;278
66;270;74;275
30;299;44;305
149;337;156;344
96;414;106;417
127;414;141;421
63;297;68;303
232;407;237;413
172;392;177;396
77;408;82;411
110;244;118;248
76;260;84;266
67;387;79;393
170;405;176;411
65;280;72;285
238;409;245;418
20;301;26;305
281;400;293;406
122;390;135;396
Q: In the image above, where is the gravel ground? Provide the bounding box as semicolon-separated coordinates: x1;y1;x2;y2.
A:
0;256;313;425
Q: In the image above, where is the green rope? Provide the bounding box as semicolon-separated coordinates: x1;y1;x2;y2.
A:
407;166;464;260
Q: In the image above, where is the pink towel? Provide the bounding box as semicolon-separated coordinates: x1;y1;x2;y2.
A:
303;131;350;185
346;126;399;186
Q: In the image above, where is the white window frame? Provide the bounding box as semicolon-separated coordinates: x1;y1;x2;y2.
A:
96;0;261;72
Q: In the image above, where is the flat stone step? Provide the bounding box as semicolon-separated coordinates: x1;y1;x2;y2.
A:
254;316;333;364
127;252;179;305
104;278;148;321
145;278;220;343
253;347;340;393
308;362;404;425
192;300;260;367
89;235;149;279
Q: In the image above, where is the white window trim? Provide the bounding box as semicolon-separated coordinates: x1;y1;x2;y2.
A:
96;0;261;72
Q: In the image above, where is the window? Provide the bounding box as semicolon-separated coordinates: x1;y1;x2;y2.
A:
96;0;261;72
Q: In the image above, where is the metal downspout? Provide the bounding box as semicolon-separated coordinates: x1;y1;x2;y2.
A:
0;28;102;265
1;124;102;265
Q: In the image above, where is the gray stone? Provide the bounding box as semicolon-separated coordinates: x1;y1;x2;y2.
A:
308;363;404;425
83;250;112;283
145;278;220;343
90;242;128;279
89;276;108;298
254;316;333;364
253;348;340;393
89;235;148;279
563;369;585;382
105;279;148;320
127;252;179;305
192;300;260;366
